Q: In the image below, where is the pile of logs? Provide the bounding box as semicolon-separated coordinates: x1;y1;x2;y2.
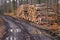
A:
16;4;57;24
16;4;36;22
6;3;57;24
16;4;45;24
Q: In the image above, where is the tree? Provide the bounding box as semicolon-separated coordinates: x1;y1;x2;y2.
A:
35;0;41;4
3;0;12;13
12;0;17;15
0;6;4;15
37;0;41;4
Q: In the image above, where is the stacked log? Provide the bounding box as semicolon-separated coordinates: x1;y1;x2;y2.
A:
4;3;57;25
16;4;37;23
16;4;43;24
16;4;57;24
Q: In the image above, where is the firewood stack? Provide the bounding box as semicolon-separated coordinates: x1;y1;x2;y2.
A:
16;4;57;24
16;4;37;23
16;4;44;24
5;3;57;25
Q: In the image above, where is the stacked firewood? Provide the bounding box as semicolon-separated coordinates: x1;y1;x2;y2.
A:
16;4;55;22
7;4;57;24
16;4;36;22
16;4;46;24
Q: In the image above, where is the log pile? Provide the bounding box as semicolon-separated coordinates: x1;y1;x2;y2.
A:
16;4;57;24
16;4;45;24
16;4;36;22
5;3;57;25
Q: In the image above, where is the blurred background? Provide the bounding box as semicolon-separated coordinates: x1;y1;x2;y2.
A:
0;0;59;15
